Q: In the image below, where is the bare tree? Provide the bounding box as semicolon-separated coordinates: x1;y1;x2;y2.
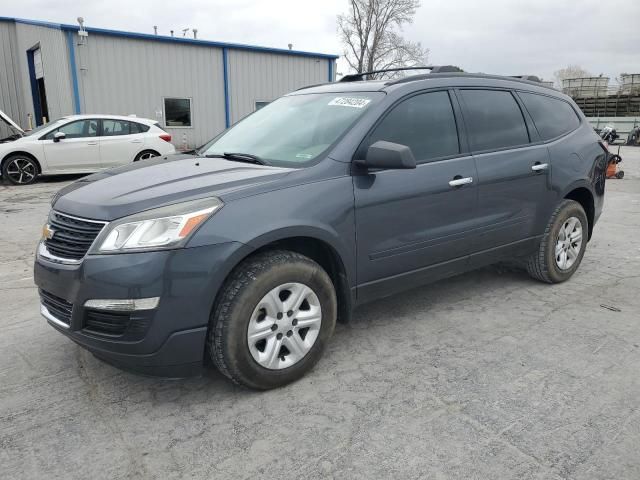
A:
553;65;592;88
338;0;429;78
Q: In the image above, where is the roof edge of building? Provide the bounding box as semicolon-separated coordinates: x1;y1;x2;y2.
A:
0;16;340;60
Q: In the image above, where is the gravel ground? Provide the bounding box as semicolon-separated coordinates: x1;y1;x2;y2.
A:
1;147;639;479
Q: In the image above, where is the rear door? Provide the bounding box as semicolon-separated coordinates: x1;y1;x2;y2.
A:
353;90;481;301
98;119;145;168
457;88;553;264
41;119;100;171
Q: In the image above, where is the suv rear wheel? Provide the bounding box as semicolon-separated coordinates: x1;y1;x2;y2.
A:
527;199;588;283
208;250;337;390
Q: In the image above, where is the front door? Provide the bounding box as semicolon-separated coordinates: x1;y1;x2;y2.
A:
353;90;481;301
42;118;100;171
456;89;554;263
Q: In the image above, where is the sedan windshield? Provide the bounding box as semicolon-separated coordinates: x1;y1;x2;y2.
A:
201;92;382;167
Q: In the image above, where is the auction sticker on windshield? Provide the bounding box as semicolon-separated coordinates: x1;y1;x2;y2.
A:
328;97;371;108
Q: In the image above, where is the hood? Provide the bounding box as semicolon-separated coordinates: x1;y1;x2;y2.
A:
0;109;25;143
54;154;293;220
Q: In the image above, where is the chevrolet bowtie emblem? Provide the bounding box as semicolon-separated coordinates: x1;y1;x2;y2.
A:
42;224;56;240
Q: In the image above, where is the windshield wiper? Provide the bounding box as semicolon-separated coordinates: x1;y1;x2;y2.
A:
205;152;268;165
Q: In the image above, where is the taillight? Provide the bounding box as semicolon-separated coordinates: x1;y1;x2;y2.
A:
160;134;172;143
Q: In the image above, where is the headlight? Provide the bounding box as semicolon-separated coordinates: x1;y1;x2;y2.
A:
91;197;223;253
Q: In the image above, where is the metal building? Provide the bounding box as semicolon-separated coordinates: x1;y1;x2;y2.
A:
0;17;338;148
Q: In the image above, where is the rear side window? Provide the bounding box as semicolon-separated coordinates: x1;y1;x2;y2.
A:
460;90;529;151
519;92;580;140
102;119;132;136
367;91;459;162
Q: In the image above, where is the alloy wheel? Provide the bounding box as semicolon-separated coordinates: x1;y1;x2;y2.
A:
247;282;322;370
139;151;158;160
555;216;583;270
5;158;36;184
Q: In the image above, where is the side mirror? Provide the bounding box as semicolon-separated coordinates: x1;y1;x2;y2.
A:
53;132;66;143
359;140;416;170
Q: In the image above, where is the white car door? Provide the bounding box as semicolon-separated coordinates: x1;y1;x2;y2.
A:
41;119;101;172
98;119;144;168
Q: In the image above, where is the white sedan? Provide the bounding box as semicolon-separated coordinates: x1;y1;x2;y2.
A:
0;113;176;185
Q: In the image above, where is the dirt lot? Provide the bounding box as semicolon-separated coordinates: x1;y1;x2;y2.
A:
1;147;639;479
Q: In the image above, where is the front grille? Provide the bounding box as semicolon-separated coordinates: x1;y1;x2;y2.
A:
40;290;73;326
44;211;106;260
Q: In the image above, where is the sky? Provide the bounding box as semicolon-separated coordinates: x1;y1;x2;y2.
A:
1;0;638;84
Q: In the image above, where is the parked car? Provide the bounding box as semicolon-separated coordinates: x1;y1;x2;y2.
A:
0;113;175;185
34;70;607;389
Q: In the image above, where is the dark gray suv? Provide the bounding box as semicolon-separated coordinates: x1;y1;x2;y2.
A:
34;69;607;389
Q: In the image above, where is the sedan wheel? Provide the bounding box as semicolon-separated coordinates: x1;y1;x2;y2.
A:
3;156;38;185
134;150;160;162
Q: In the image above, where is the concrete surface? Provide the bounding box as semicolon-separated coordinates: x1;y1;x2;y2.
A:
1;148;639;479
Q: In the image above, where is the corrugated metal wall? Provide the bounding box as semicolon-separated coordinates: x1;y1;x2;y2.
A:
13;23;74;123
74;33;227;148
0;21;26;133
227;50;329;124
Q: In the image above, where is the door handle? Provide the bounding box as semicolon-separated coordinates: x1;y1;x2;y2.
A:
130;140;143;144
87;142;98;146
531;162;548;172
449;176;473;187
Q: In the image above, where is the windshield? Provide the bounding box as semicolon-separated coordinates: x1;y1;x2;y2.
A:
201;92;382;167
25;118;67;136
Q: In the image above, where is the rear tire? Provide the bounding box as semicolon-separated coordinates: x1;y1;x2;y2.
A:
134;150;160;162
208;250;337;390
2;154;39;185
526;200;588;283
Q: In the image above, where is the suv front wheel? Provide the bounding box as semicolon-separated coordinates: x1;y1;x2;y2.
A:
208;250;337;390
527;199;588;283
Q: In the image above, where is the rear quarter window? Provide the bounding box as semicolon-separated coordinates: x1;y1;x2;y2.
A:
519;92;581;140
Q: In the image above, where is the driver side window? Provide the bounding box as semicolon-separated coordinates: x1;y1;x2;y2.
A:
365;91;460;163
44;120;98;140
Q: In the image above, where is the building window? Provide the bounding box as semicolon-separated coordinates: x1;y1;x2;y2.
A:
255;101;270;111
164;98;192;127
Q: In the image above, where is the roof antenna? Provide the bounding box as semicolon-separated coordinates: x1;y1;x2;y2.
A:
192;28;198;39
170;30;174;37
182;28;189;37
153;25;158;35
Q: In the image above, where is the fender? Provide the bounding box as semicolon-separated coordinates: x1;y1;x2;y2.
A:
245;224;356;287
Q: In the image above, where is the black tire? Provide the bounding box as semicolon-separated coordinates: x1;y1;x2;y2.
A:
616;170;625;179
208;250;337;390
526;200;588;283
2;154;39;185
133;150;160;162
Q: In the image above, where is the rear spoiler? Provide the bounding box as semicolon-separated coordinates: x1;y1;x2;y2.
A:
0;109;25;135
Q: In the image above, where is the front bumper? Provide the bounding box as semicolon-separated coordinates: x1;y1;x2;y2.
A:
34;241;251;376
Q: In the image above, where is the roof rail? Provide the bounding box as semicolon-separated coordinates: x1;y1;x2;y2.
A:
339;65;463;82
510;75;542;83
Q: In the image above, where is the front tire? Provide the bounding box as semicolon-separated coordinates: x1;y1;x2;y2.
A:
208;250;337;390
526;200;588;283
2;154;39;185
